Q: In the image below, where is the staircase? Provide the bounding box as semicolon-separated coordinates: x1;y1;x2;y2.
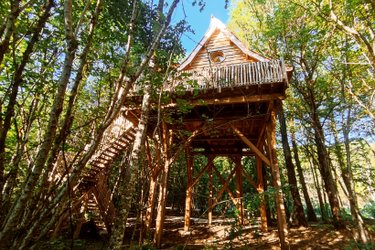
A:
80;126;137;188
77;111;139;233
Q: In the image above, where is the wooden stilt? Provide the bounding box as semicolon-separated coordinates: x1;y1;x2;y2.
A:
154;123;172;247
184;145;193;232
235;156;244;225
144;141;161;237
266;102;289;249
144;175;157;235
256;155;268;232
208;156;214;226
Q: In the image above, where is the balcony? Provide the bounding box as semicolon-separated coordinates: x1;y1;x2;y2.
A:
169;59;288;92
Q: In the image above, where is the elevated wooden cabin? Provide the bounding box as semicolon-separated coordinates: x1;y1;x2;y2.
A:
164;16;292;157
74;16;292;249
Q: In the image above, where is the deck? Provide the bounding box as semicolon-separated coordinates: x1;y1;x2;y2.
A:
171;59;288;92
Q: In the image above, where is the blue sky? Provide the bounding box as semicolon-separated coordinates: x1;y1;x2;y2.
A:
172;0;231;54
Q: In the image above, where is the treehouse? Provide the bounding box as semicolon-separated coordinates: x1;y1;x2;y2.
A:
72;16;292;248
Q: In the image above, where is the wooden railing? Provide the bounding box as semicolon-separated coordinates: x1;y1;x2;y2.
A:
169;59;287;91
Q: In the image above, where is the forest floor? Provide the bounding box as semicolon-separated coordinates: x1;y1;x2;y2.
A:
47;215;375;249
146;216;375;249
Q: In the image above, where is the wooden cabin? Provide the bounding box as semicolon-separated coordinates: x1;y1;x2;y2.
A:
73;16;292;249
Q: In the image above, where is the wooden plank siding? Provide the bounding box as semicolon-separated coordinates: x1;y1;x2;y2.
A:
185;30;256;70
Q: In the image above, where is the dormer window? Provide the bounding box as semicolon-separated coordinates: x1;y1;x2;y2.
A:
209;50;225;64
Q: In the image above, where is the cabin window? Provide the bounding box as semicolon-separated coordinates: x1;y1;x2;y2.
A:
209;50;225;64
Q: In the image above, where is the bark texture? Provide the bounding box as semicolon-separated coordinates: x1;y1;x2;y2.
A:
278;104;308;227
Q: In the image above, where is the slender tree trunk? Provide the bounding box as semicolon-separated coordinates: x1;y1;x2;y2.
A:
154;122;172;247
307;147;327;222
278;104;308;227
309;95;343;228
0;0;53;217
0;0;21;67
290;130;317;222
0;0;75;245
338;72;370;242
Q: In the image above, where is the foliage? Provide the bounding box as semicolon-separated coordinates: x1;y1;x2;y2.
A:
361;201;375;219
0;0;188;248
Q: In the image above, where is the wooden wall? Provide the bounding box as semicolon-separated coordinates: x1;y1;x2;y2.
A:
185;29;257;70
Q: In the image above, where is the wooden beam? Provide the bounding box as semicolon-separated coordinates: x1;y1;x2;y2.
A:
165;93;285;108
241;168;257;190
231;125;271;166
256;101;273;148
190;156;214;188
212;165;237;206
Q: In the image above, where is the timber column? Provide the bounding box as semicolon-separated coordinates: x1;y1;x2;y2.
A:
266;100;289;249
207;157;213;226
256;155;268;232
154;123;172;247
184;146;193;231
234;156;244;224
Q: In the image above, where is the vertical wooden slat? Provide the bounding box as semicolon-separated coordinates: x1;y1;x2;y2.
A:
179;59;287;90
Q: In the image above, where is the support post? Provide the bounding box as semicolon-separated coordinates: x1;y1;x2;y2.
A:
144;175;157;235
144;142;161;237
234;156;244;225
184;145;193;232
266;102;289;249
154;123;172;247
208;156;214;226
256;155;268;232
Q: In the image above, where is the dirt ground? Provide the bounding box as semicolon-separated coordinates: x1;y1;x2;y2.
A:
47;216;375;249
149;216;375;249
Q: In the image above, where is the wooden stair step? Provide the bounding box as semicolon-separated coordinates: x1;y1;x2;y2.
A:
113;141;127;148
101;151;117;158
97;155;111;162
106;147;119;154
109;144;124;151
90;160;108;167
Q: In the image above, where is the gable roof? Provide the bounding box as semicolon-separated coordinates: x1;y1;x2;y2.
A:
178;16;270;70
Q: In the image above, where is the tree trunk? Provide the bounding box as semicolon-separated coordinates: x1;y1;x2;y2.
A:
336;76;370;242
0;0;21;67
278;104;308;227
0;0;53;217
0;0;76;244
309;94;343;228
154;122;172;247
290;129;317;222
308;152;327;222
